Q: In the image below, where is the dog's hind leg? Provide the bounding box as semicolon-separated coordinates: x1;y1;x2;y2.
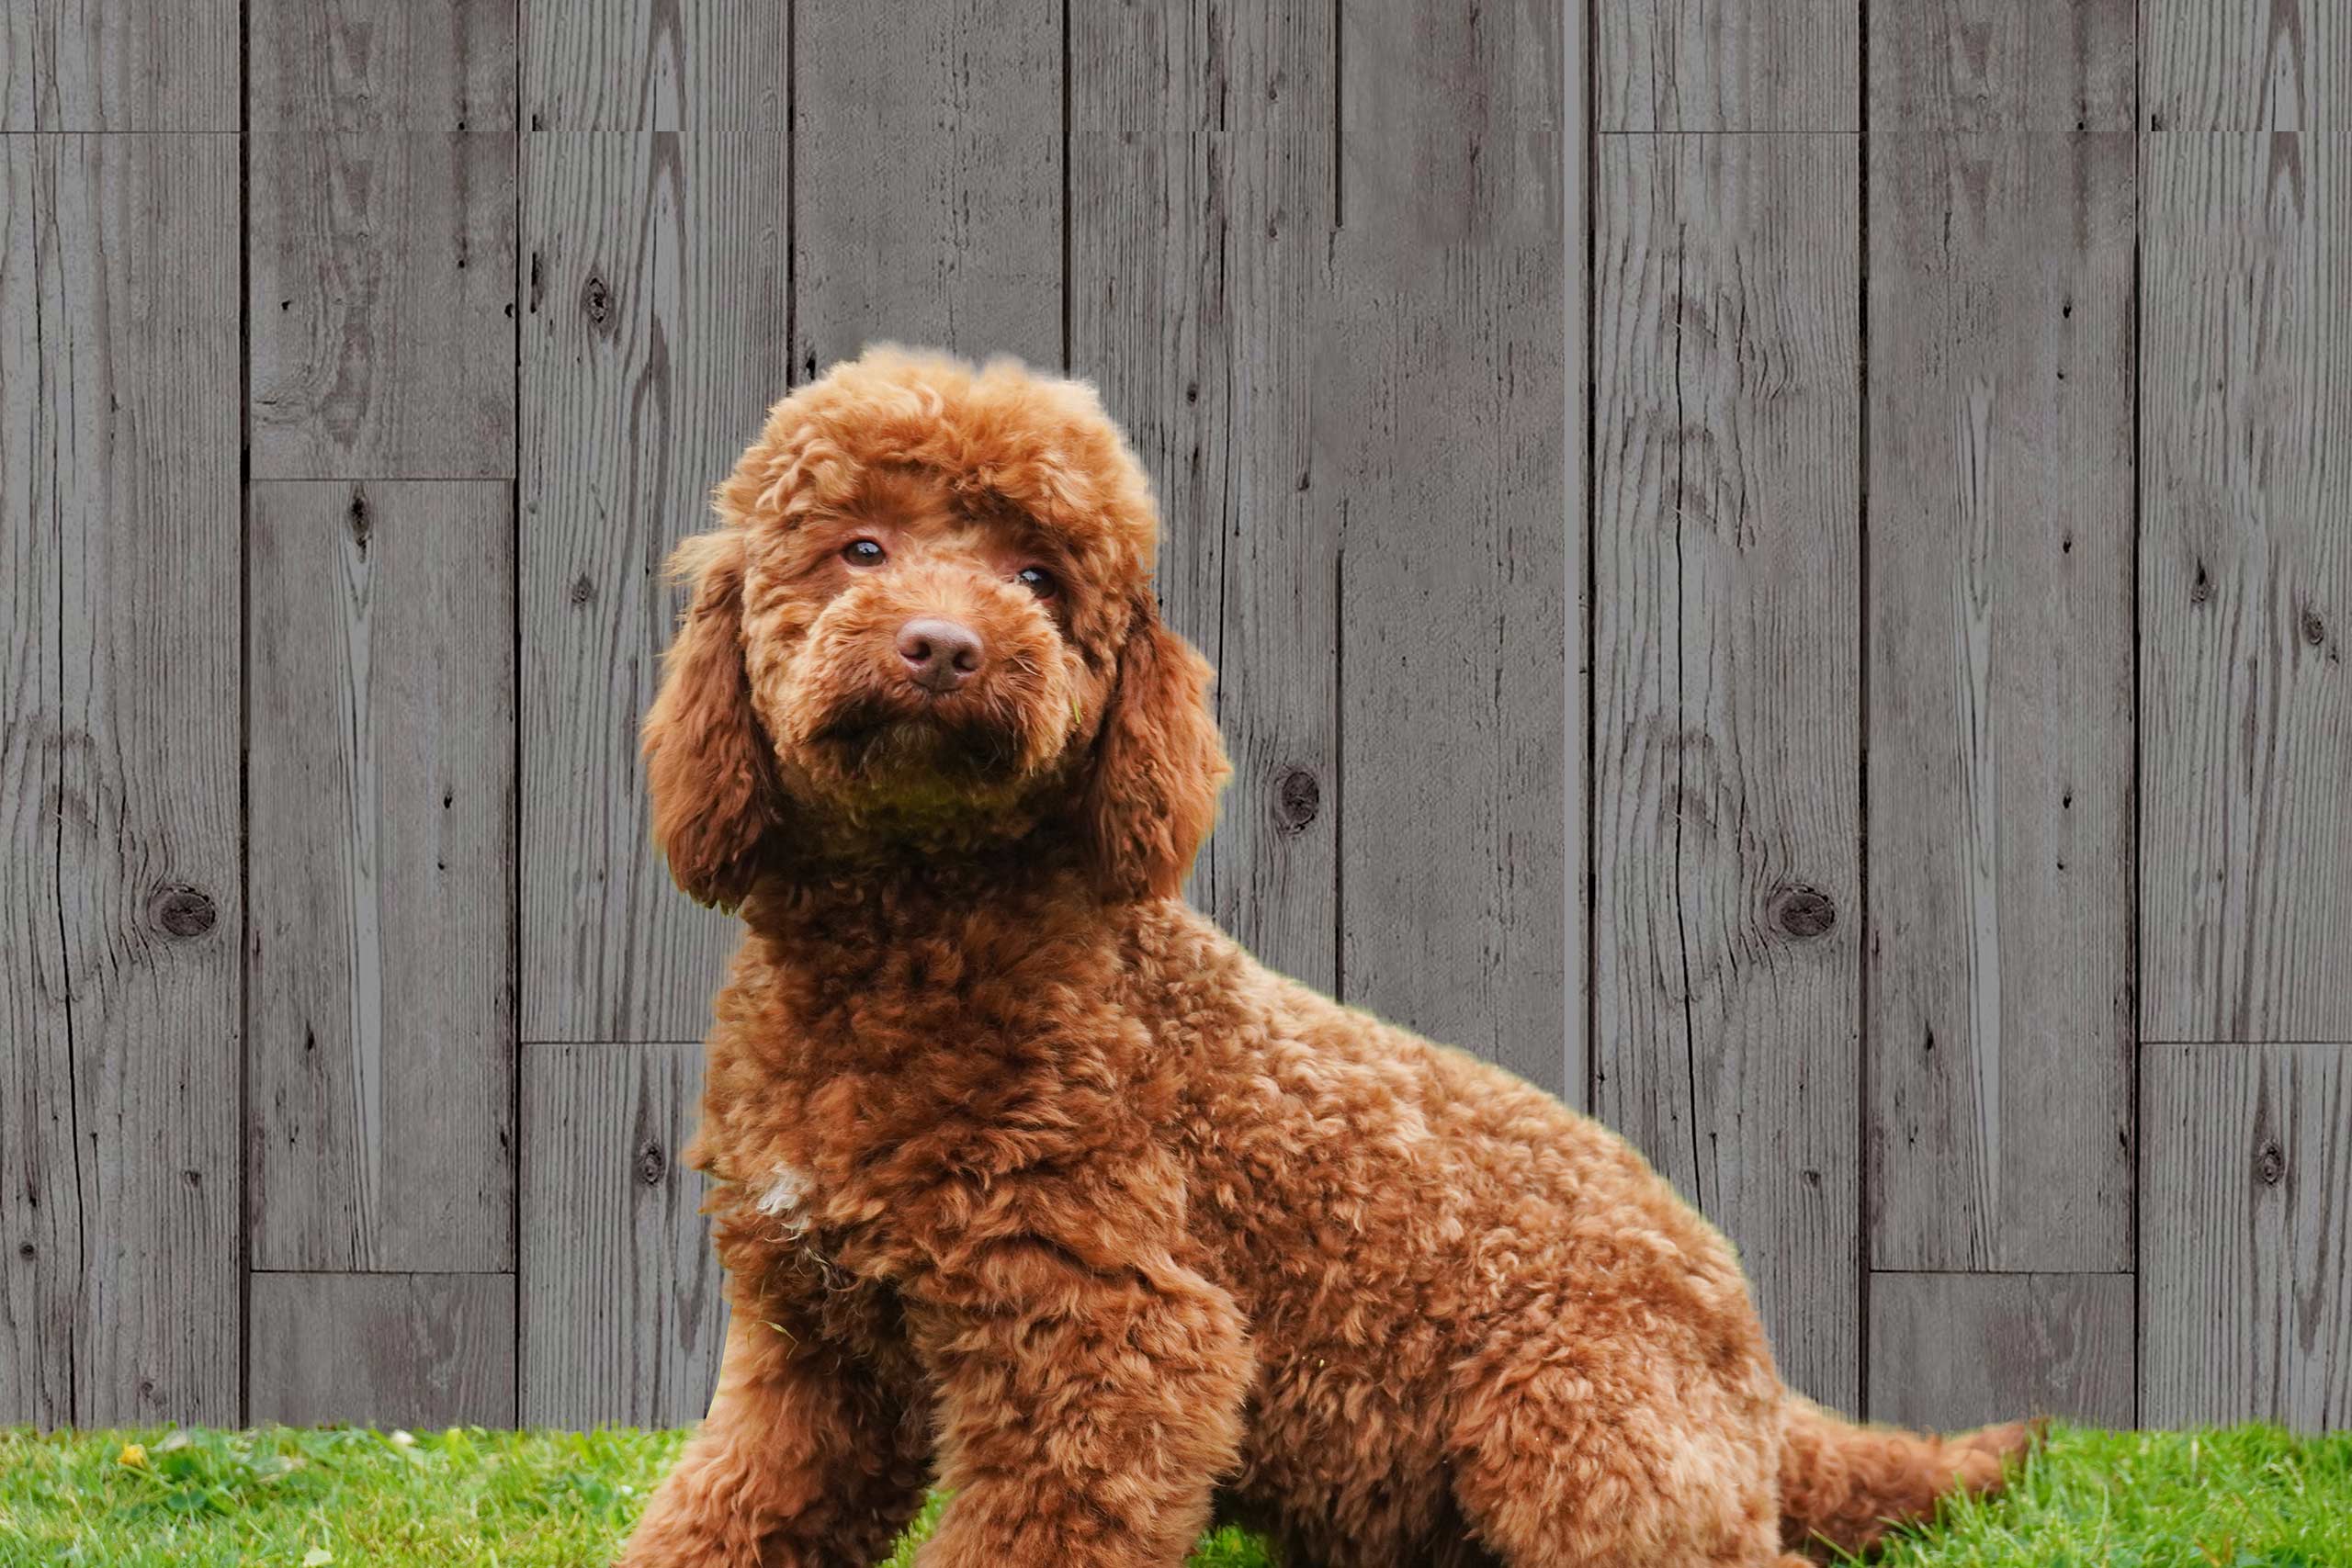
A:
1441;1303;1788;1568
1444;1397;1786;1568
619;1314;929;1568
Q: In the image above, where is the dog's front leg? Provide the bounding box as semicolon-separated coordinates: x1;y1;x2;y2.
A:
620;1313;928;1568
912;1251;1254;1568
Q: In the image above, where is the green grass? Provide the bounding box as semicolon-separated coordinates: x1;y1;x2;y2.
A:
0;1423;2344;1566
1864;1426;2352;1568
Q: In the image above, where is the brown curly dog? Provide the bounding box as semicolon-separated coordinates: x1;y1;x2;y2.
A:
618;346;2032;1568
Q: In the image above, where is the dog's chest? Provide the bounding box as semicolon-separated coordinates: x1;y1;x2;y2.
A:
707;931;1160;1264
752;1159;813;1228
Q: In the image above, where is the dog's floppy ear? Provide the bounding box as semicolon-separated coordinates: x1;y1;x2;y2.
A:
642;527;782;909
1079;593;1231;900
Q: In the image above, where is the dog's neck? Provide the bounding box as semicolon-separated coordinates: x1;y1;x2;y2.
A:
724;851;1154;1094
736;843;1108;952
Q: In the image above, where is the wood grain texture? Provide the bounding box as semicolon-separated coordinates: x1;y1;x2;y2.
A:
1868;0;2133;130
1068;0;1340;987
1867;1271;2135;1429
0;6;24;127
33;134;242;1424
11;0;2352;1438
522;0;785;132
2142;132;2352;1043
0;0;237;130
1600;0;1858;131
249;133;518;479
2144;1;2350;130
1593;133;1862;1409
1319;0;1571;1099
0;134;74;1427
1865;132;2135;1272
520;1043;726;1427
250;0;518;132
248;481;515;1273
518;131;783;1043
793;0;1060;374
2143;1043;2352;1429
248;1272;517;1427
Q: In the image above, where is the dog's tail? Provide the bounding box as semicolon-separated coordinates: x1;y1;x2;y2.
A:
1775;1395;2038;1558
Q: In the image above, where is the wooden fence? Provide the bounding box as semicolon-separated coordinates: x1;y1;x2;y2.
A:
3;0;2347;1434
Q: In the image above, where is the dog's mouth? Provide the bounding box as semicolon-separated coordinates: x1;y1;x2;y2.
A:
806;696;1026;784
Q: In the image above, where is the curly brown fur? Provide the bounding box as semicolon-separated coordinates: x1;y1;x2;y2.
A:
620;346;2033;1568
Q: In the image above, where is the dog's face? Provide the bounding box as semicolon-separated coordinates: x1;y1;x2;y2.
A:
642;348;1230;908
748;462;1114;813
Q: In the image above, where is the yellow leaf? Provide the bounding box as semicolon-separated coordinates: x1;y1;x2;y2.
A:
116;1443;147;1469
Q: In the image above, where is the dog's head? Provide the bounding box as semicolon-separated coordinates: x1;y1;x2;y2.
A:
643;346;1229;908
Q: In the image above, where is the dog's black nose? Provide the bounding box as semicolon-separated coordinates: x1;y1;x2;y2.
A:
896;616;984;694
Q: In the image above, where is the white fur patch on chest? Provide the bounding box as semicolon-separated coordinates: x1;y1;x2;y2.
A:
753;1162;812;1223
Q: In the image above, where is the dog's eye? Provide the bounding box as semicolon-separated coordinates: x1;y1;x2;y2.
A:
1015;566;1057;597
842;538;887;566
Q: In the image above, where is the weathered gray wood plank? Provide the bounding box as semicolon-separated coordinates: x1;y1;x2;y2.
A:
1600;0;1858;131
520;1043;726;1427
248;481;515;1273
249;1272;517;1428
1865;131;2135;1272
1593;133;1862;1409
248;132;518;479
522;1;785;132
0;133;74;1428
2143;1043;2352;1429
0;8;25;129
44;133;242;1424
1068;2;1340;988
2142;132;2352;1043
250;0;517;133
1867;1271;2136;1430
792;0;1060;373
2;1;237;130
518;131;784;1043
1868;0;2133;131
2144;2;2349;130
1319;0;1572;1100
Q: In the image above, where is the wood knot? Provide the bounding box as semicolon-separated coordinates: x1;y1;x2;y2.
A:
345;491;371;551
635;1141;667;1187
2302;609;2327;647
1274;768;1320;834
2190;562;2211;605
151;885;216;939
1770;884;1836;939
581;272;613;327
569;572;595;605
2256;1142;2286;1187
